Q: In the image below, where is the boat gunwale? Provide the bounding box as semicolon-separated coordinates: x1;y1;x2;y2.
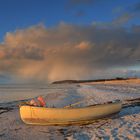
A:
20;100;122;110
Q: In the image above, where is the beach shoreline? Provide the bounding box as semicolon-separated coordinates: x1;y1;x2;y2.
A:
0;79;140;140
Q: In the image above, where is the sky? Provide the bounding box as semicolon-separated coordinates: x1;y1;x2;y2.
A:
0;0;140;83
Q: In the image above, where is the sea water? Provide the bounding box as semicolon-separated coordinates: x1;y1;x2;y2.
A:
0;83;79;104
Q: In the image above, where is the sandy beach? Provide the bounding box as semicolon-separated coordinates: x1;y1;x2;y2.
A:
0;79;140;140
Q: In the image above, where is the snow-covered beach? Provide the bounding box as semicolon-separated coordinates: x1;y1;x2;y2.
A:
0;79;140;140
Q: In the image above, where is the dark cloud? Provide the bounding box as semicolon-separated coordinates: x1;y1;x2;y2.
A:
112;13;135;26
0;23;140;82
66;0;94;18
68;0;94;6
68;0;114;8
112;6;123;14
93;13;135;27
110;2;140;27
0;74;7;79
133;2;140;12
75;10;85;17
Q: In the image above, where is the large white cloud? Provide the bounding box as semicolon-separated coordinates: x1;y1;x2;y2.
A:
0;23;140;82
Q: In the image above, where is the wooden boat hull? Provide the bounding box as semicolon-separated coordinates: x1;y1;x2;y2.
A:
20;101;122;125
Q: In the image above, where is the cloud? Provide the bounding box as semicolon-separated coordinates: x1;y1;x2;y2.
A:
112;6;123;14
0;23;140;82
66;0;95;18
133;2;140;12
68;0;111;7
0;50;5;59
112;13;135;26
75;10;85;17
109;2;140;27
75;41;91;50
68;0;94;7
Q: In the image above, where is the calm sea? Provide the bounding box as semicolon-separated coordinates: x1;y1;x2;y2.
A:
0;84;76;103
0;84;53;103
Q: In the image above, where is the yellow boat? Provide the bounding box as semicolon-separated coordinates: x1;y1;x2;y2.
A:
20;100;122;125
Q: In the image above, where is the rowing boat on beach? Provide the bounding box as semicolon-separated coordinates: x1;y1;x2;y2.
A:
20;100;122;125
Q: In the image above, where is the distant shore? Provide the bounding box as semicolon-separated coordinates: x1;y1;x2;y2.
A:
52;77;139;84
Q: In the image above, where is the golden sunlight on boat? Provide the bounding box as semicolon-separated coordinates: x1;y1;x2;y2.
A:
20;100;122;125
